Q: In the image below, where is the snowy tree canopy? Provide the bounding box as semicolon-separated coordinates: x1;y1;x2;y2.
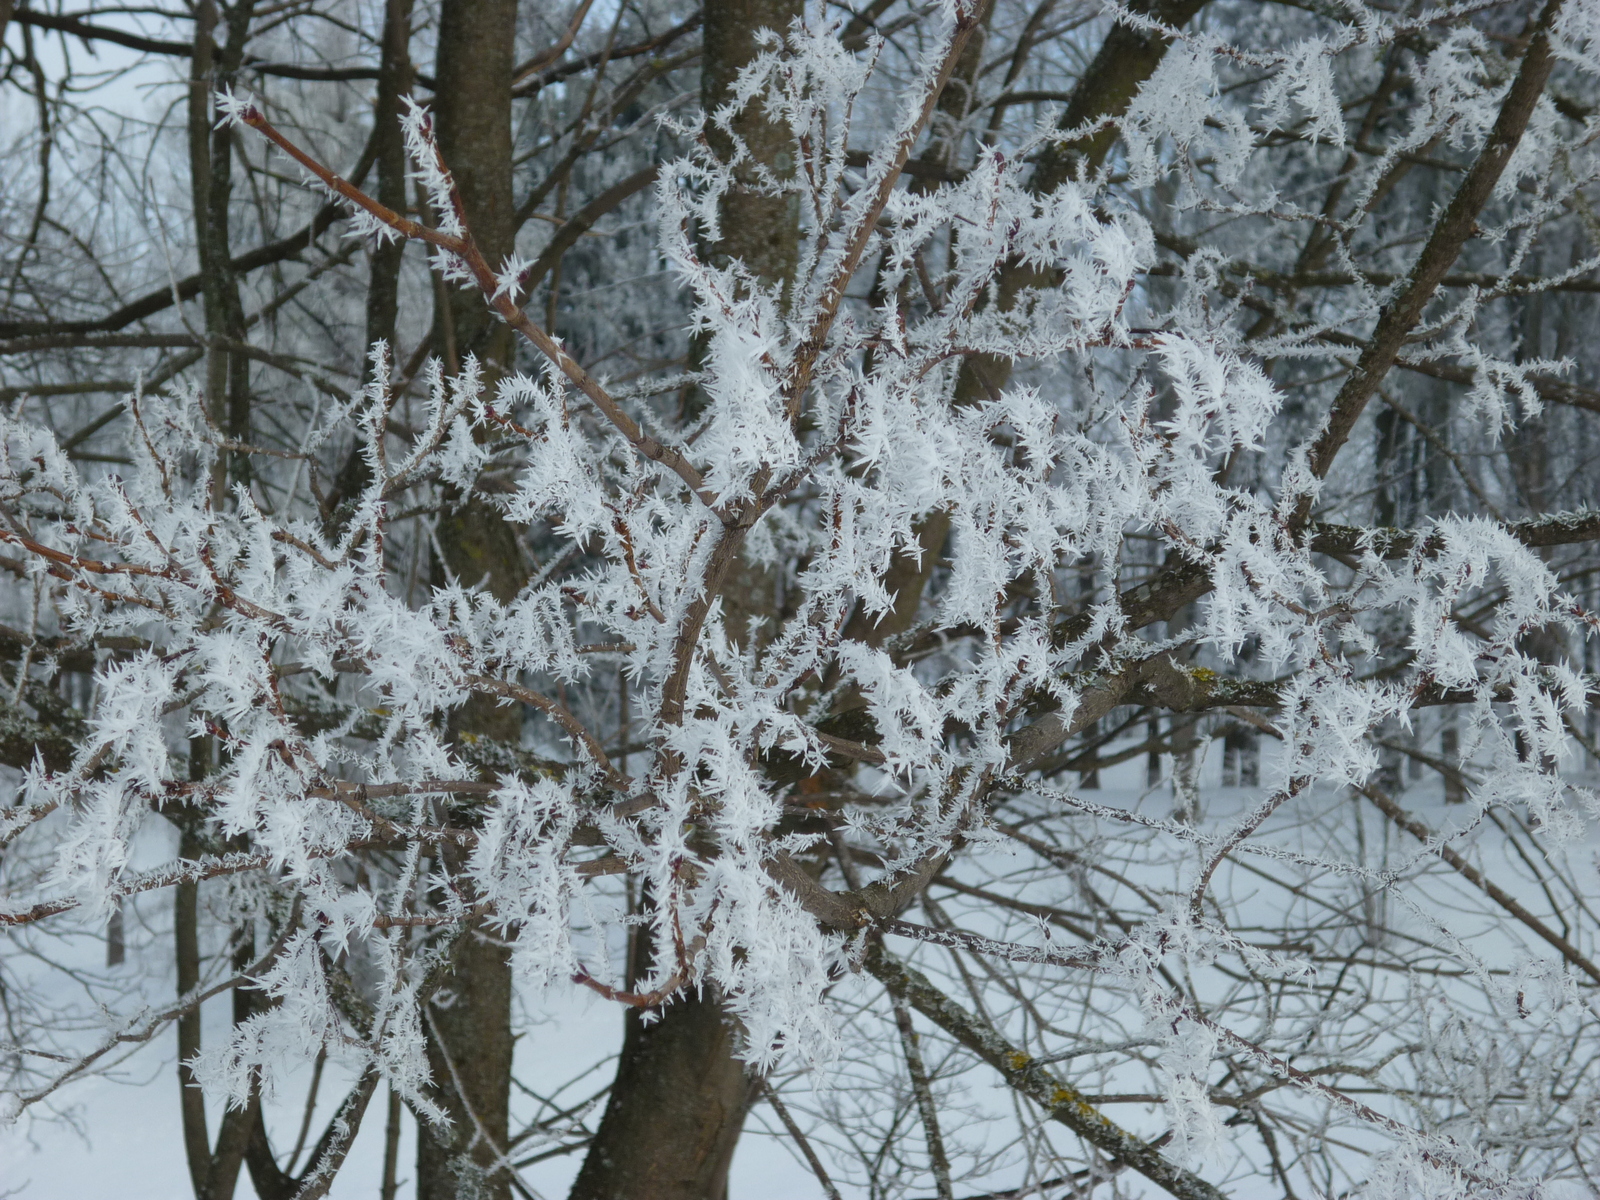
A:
5;1;1600;1197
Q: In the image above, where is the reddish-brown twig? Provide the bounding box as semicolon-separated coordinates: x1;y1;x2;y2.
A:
231;101;721;513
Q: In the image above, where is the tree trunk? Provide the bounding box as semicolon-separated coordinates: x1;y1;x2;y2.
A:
189;0;255;491
415;6;521;1200
568;990;755;1200
679;0;801;431
431;0;516;372
176;9;261;1196
326;0;412;532
574;6;803;1194
174;808;258;1200
700;0;802;297
417;892;516;1200
365;0;415;370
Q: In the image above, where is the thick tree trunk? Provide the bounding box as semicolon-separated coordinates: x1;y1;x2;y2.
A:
567;991;755;1200
574;6;800;1194
699;0;801;297
431;0;516;372
415;5;521;1200
679;0;802;429
695;0;805;649
417;895;516;1200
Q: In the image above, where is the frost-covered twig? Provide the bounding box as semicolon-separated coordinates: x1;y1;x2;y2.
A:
867;943;1229;1200
226;98;721;512
3;915;298;1119
759;1079;844;1200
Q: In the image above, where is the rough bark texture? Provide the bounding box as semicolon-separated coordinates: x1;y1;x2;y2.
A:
417;914;516;1200
432;0;517;372
568;987;755;1200
700;0;802;300
415;5;521;1199
188;0;255;489
570;9;801;1194
687;0;806;655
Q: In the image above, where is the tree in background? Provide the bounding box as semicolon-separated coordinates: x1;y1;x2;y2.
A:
4;2;1600;1199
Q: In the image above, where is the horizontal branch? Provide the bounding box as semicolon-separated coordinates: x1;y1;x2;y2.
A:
1395;353;1600;417
881;917;1101;971
511;11;702;98
10;10;192;58
1048;505;1600;680
0;201;347;340
1150;232;1600;297
7;11;433;86
1309;509;1600;559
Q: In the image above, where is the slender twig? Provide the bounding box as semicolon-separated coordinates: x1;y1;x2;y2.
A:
760;1079;845;1200
892;987;955;1200
233;103;721;512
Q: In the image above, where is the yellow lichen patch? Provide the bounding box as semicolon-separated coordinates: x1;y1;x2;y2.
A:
1049;1087;1076;1107
1006;1051;1032;1072
1188;667;1217;684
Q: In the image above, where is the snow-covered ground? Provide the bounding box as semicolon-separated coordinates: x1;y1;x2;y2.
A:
0;988;822;1199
